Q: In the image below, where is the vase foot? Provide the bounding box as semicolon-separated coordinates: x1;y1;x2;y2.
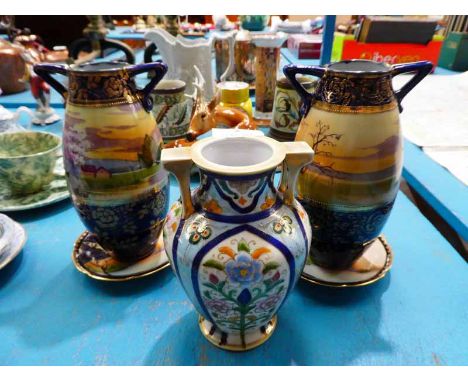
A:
72;229;170;281
198;315;277;351
301;235;393;287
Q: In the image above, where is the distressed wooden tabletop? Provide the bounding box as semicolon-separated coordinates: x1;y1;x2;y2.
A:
0;108;467;365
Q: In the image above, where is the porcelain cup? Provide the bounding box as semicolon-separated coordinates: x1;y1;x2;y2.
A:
151;79;193;141
0;131;61;195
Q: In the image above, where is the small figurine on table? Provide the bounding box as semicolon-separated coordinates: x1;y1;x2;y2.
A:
29;71;60;126
22;51;61;126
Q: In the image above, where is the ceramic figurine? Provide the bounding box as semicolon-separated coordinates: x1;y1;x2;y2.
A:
151;79;194;141
144;28;235;100
34;61;170;262
252;33;288;119
162;136;314;350
18;41;62;126
284;59;432;269
270;76;315;141
29;69;61;126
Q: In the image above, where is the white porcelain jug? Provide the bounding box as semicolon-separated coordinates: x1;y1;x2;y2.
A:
144;28;235;100
0;105;32;133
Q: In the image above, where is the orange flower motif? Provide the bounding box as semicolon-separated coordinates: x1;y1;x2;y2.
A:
204;199;223;214
238;196;247;206
219;246;236;259
251;247;270;259
260;196;275;210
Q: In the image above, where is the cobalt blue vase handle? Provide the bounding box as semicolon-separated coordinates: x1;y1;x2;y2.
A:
283;64;326;117
33;63;69;100
391;61;433;112
127;61;168;112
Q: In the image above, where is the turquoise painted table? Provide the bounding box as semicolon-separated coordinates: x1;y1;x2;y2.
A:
403;141;468;242
0;108;467;365
107;26;146;41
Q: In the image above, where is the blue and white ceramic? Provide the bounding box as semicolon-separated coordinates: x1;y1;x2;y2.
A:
0;214;27;270
162;136;313;351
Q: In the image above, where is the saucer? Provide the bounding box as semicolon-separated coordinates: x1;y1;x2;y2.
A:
0;214;27;270
72;230;171;282
301;235;393;288
0;156;69;212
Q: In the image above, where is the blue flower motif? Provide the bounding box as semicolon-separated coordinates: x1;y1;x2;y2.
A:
225;253;262;286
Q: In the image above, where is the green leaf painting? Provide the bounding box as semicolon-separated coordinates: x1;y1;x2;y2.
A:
262;262;280;274
237;241;250;253
202;259;225;271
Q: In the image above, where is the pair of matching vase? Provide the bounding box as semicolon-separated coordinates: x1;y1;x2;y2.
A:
34;58;432;351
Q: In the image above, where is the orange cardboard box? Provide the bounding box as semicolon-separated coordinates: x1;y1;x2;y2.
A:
341;40;443;67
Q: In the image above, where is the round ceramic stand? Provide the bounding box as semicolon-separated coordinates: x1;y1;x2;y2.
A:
0;214;27;270
32;107;61;126
72;230;170;282
198;315;277;352
0;156;69;212
301;235;393;288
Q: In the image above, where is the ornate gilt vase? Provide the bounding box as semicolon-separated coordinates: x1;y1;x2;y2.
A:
284;60;432;269
162;136;313;350
34;61;170;260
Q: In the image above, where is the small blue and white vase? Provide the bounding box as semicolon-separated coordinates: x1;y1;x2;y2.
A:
162;136;313;351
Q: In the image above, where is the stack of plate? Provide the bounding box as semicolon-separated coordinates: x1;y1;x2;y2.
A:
0;214;26;270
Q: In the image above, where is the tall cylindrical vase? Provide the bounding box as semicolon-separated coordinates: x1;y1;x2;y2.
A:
252;33;287;120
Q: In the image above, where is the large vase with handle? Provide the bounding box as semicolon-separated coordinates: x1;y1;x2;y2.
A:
284;60;432;269
34;61;170;261
162;136;313;351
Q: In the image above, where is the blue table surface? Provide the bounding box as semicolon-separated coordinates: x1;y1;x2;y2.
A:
403;141;468;242
107;26;146;41
0;110;467;366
